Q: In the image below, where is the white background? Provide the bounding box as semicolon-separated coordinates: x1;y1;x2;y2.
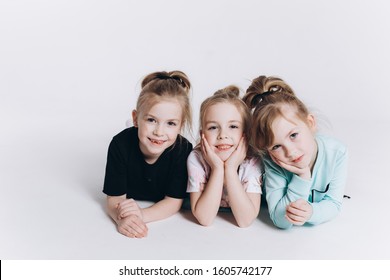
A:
1;0;390;260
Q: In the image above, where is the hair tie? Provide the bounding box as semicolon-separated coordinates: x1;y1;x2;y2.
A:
159;75;185;88
251;90;273;107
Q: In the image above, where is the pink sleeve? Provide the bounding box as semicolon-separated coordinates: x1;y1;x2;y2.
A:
186;150;208;193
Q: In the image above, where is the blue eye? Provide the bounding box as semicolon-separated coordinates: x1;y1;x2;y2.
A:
290;132;298;139
271;145;281;151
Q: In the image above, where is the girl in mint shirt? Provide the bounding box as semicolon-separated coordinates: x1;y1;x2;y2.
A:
243;75;348;229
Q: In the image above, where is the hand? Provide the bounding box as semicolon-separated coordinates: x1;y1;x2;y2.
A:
285;198;313;226
225;136;247;171
270;153;311;180
117;199;143;220
117;214;148;238
201;134;224;170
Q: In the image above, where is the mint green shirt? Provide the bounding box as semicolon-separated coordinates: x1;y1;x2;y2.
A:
264;134;348;229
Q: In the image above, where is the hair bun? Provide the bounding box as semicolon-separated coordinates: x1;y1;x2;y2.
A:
243;75;295;109
141;70;191;92
168;71;191;91
213;85;240;97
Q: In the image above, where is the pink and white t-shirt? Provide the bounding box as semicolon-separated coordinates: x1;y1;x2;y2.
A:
186;149;262;207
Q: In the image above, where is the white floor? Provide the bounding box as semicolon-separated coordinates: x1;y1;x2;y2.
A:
1;116;389;260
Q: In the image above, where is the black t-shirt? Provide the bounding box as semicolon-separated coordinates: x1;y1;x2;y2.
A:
103;127;193;202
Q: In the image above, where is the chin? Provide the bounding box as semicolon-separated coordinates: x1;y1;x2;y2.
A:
218;153;233;162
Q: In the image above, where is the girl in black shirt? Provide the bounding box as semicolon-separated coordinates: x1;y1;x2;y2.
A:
103;71;193;238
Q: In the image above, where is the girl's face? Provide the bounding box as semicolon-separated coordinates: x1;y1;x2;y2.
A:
202;102;244;161
267;109;318;170
133;99;182;164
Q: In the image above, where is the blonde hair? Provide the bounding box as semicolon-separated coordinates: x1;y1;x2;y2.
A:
243;75;310;155
198;85;254;154
136;70;192;134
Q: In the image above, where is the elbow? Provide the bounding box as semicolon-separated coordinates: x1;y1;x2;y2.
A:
236;213;258;228
236;207;260;228
275;223;293;230
196;215;214;227
191;203;215;226
270;214;293;230
192;210;214;226
237;220;254;228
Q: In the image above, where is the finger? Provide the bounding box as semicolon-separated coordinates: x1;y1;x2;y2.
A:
202;135;212;153
121;220;147;238
285;214;305;225
201;135;208;155
129;218;148;236
118;207;134;219
118;225;137;238
118;199;137;210
133;220;148;234
118;202;140;216
285;210;306;223
286;205;306;217
119;209;139;219
290;199;311;212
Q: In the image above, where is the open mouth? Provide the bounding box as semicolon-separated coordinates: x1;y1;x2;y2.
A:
215;144;233;151
148;138;166;145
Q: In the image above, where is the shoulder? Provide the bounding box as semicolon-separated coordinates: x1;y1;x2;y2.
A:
316;134;348;155
187;149;208;167
108;127;138;155
241;156;262;169
239;156;263;178
187;149;203;163
112;127;137;143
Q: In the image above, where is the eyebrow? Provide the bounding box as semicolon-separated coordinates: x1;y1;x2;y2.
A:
205;120;242;124
145;114;180;122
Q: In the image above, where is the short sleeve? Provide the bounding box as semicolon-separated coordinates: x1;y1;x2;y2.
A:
102;138;127;196
239;157;263;194
186;150;208;193
164;141;193;199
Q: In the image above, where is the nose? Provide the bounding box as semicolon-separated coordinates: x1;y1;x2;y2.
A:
285;145;297;159
217;129;228;140
153;124;164;136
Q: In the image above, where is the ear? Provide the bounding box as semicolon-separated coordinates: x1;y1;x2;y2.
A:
132;110;138;127
306;114;317;133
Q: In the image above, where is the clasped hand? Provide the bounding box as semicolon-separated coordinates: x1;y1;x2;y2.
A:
116;199;148;238
285;198;313;225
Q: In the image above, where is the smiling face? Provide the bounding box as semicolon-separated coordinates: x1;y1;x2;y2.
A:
133;99;182;164
202;102;244;161
268;107;318;170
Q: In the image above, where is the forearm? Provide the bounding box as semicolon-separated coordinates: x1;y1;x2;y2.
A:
191;168;224;226
308;150;348;225
308;198;342;225
106;195;126;224
225;168;260;227
267;175;312;229
141;196;183;223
